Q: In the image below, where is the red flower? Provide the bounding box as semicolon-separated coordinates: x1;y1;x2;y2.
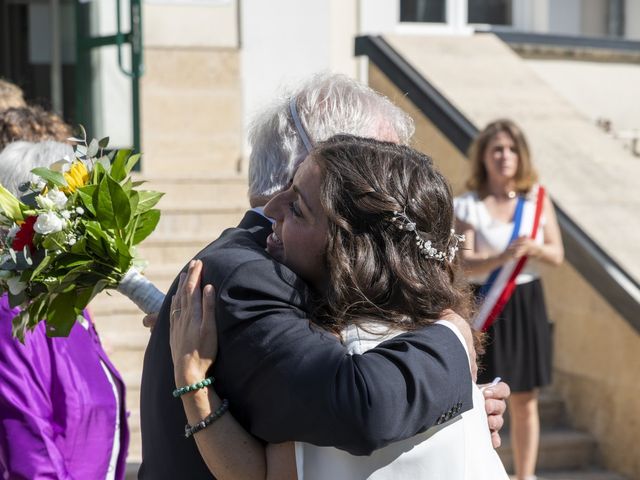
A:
12;216;38;253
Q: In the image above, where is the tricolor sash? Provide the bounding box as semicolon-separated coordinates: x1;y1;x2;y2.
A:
472;185;546;331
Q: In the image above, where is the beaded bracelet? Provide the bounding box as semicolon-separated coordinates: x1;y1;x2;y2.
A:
184;399;230;438
172;377;215;398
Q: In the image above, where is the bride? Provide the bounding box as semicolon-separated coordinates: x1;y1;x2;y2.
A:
169;135;508;479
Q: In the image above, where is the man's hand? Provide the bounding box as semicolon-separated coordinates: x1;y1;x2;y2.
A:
439;309;477;381
143;313;158;330
480;381;510;448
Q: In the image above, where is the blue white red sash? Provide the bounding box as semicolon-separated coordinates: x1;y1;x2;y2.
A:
472;185;546;332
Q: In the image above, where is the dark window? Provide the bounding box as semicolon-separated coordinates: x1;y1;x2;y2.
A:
400;0;447;23
468;0;512;25
0;1;77;122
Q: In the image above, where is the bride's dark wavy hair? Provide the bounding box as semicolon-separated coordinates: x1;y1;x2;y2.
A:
311;134;473;334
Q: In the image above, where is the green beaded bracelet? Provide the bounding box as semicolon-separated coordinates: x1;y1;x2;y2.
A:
184;398;230;438
172;376;214;398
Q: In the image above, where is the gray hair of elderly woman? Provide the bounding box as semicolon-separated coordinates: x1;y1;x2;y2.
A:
0;141;74;196
247;73;415;202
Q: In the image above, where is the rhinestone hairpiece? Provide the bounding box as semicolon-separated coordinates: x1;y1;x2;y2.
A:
390;209;465;262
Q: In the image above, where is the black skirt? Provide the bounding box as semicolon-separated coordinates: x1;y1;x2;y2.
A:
476;279;552;392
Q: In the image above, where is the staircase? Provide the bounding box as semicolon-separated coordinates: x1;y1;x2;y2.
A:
90;173;249;473
499;390;628;479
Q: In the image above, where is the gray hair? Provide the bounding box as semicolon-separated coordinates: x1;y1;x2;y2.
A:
248;73;415;200
0;141;74;196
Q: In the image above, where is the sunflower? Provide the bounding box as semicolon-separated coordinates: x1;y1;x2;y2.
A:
63;162;90;193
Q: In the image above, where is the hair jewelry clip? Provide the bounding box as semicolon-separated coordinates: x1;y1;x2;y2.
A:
448;230;466;262
391;209;465;262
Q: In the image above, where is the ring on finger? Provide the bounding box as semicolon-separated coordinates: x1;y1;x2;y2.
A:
171;308;182;316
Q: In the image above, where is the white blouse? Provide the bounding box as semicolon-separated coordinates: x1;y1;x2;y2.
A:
454;190;545;285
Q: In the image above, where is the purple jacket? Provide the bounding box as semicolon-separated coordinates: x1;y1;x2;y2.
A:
0;295;129;479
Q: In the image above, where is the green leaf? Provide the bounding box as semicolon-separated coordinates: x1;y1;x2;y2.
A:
77;185;97;215
135;191;164;214
96;175;131;231
121;177;133;193
128;191;139;220
55;254;92;271
87;138;99;158
98;136;110;149
84;221;111;258
45;290;79;337
74;287;94;312
89;278;110;302
29;254;53;280
96;156;111;173
41;231;67;252
0;184;25;221
114;235;133;273
110;149;132;182
91;161;106;185
124;153;141;176
31;168;68;188
132;209;161;245
70;237;87;255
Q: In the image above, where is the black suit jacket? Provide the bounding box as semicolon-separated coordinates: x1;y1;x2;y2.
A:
139;211;472;479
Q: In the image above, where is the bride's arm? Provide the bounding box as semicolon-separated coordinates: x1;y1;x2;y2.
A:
171;260;297;480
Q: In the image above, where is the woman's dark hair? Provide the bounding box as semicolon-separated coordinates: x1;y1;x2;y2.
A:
466;118;538;195
311;134;473;334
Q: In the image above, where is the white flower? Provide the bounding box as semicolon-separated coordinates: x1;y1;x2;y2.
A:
76;207;85;215
34;212;65;235
47;189;68;209
67;235;77;246
60;210;71;219
36;189;68;210
36;195;55;210
6;276;26;295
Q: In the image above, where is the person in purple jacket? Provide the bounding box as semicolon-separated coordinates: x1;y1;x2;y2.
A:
0;141;129;479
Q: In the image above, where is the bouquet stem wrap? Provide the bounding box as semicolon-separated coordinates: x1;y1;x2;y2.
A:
117;268;165;314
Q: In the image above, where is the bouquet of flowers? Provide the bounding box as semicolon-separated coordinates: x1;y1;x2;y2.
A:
0;134;165;340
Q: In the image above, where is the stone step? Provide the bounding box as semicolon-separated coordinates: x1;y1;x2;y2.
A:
498;429;596;472
137;236;216;265
151;208;246;239
135;174;249;211
502;390;567;430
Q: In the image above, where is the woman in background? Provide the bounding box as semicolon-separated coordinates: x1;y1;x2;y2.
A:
454;119;564;480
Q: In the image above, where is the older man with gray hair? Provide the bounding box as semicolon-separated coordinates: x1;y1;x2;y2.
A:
139;73;508;479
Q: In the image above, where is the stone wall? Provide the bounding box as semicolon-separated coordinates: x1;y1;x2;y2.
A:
141;48;242;176
140;1;242;176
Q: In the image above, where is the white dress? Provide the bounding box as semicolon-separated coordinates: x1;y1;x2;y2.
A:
294;322;508;480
